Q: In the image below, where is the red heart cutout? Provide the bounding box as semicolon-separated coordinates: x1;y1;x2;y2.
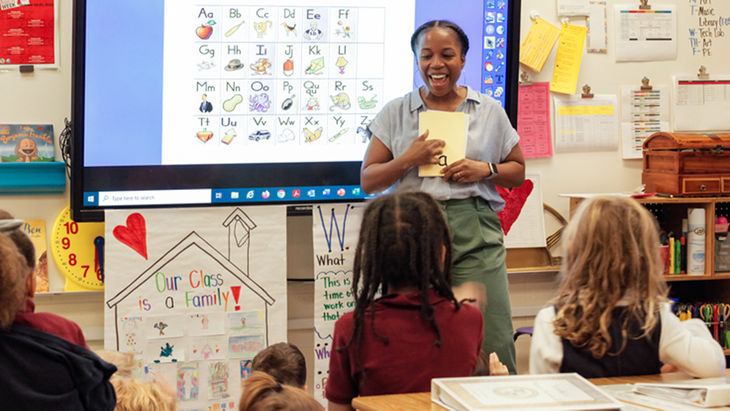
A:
113;213;148;259
497;179;534;235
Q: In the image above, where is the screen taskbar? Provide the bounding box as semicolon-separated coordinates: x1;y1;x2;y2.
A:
84;185;370;207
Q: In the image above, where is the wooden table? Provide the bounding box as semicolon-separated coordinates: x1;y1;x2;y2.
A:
351;370;730;411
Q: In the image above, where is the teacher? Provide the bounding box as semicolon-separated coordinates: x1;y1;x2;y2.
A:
360;20;525;373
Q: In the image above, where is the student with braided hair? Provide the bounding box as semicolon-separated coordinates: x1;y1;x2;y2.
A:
325;191;494;410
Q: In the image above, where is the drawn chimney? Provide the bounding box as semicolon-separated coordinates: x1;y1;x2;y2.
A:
222;208;257;275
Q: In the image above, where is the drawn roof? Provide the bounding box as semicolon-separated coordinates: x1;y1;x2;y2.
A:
106;231;275;308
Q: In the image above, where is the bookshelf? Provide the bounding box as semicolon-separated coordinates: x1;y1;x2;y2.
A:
569;196;729;281
0;162;66;194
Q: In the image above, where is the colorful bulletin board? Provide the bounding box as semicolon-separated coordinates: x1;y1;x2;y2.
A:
312;202;363;405
103;206;287;410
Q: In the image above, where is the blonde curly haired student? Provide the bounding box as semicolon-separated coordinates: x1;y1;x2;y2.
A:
97;350;176;411
530;196;725;378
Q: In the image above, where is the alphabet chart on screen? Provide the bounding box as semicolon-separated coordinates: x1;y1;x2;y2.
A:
161;1;415;166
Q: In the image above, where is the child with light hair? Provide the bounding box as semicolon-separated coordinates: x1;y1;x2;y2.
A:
530;196;725;377
97;350;176;411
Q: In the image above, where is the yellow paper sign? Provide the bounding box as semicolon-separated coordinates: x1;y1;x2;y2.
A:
557;105;614;116
519;18;561;72
550;23;587;95
418;111;467;177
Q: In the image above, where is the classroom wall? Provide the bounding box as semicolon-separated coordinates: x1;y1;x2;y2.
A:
2;0;728;382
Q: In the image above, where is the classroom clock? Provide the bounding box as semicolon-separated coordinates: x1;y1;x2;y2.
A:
50;206;105;291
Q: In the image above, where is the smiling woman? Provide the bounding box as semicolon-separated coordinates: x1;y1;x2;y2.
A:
359;20;526;377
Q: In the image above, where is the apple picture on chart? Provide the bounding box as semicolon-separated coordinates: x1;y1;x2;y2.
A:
196;20;215;40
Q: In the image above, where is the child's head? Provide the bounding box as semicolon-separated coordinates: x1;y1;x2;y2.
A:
251;342;306;389
354;191;452;296
97;350;176;411
112;376;175;411
0;211;35;270
0;234;27;328
554;196;668;357
239;371;323;411
0;211;36;302
343;192;460;373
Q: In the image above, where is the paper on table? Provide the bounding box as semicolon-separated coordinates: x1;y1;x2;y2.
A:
418;111;467;177
586;1;607;53
620;85;670;159
558;0;590;16
517;82;552;159
554;94;618;152
519;17;561;72
614;5;677;62
550;23;587;95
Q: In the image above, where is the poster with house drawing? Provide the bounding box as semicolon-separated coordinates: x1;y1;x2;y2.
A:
312;203;364;404
104;206;287;410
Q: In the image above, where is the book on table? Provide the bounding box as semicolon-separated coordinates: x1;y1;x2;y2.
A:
632;377;730;408
431;373;621;410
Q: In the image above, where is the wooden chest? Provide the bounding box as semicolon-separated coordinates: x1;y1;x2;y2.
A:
642;132;730;196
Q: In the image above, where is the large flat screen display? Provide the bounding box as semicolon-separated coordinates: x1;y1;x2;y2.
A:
71;0;520;221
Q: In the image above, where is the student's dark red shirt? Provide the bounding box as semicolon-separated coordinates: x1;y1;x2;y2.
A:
14;299;88;348
325;289;483;404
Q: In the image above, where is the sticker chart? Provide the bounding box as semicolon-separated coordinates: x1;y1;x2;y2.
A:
103;206;287;410
162;1;414;165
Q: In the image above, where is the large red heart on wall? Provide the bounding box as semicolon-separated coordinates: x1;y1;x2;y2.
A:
113;213;148;259
497;179;534;236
